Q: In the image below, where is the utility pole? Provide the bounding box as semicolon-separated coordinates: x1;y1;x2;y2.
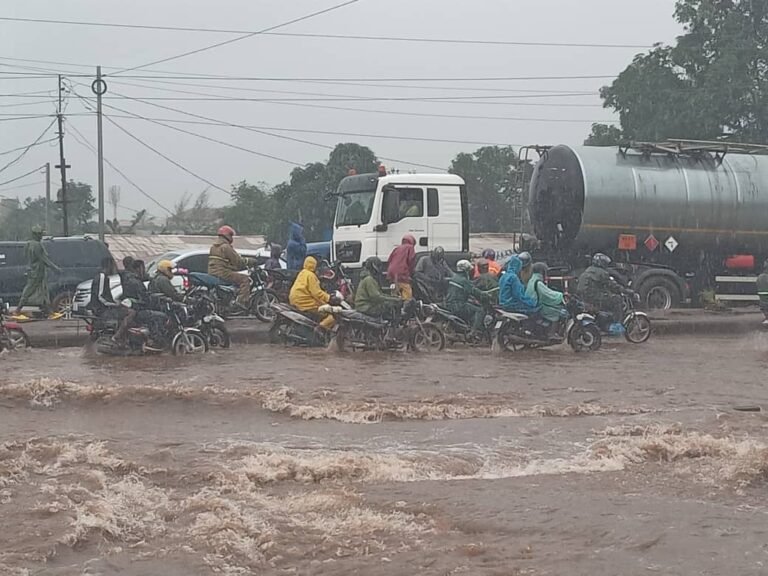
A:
54;74;71;236
94;66;106;241
44;162;50;232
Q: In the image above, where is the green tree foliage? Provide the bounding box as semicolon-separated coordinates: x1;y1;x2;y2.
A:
584;123;624;146
597;1;768;142
59;181;97;234
221;181;273;235
449;146;525;233
269;143;378;242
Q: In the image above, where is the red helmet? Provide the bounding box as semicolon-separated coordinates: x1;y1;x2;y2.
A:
218;225;235;242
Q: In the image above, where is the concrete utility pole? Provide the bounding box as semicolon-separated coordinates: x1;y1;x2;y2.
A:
94;66;106;241
44;162;50;232
54;74;71;236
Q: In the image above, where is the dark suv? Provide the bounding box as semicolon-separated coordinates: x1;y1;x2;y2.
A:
0;236;112;312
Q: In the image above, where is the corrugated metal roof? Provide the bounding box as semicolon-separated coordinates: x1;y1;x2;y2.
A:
104;234;266;263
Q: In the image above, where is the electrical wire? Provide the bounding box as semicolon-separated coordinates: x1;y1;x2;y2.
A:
0;118;56;175
0;16;651;49
0;165;46;188
66;121;174;216
0;115;55;122
0;180;46;193
110;0;360;75
0;137;58;157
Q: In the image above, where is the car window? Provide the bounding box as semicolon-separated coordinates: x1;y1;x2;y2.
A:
177;254;208;273
0;245;25;267
146;252;180;276
46;240;110;267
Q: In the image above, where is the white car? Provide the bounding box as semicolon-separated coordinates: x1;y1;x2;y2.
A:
71;248;285;314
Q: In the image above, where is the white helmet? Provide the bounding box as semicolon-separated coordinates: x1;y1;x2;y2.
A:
456;259;473;274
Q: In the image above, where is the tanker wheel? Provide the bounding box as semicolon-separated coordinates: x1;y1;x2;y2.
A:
640;277;680;311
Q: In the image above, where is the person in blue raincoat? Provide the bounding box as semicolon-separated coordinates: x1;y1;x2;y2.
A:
286;221;307;270
498;255;540;315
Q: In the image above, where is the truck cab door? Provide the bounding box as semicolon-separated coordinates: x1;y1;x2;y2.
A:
426;186;462;252
380;186;428;255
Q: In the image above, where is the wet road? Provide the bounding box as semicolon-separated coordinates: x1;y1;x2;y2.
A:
2;332;768;575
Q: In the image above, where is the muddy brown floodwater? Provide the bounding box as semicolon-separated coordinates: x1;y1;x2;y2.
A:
2;331;768;575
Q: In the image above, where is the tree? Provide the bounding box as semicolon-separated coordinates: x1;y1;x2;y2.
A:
61;181;97;234
584;123;624;146
221;181;273;235
0;197;47;240
449;146;524;233
269;143;378;243
594;1;768;143
166;190;221;234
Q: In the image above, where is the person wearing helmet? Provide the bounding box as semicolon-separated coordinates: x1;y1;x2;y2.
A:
474;248;501;278
209;225;252;308
517;251;534;284
264;243;283;271
525;262;565;324
499;256;540;315
446;259;491;336
757;259;768;324
354;256;401;318
286;221;307;271
13;225;62;319
473;258;499;303
386;235;417;299
289;256;336;331
576;252;625;323
149;259;183;301
414;246;453;299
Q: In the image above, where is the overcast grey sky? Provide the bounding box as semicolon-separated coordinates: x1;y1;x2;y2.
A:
1;0;682;220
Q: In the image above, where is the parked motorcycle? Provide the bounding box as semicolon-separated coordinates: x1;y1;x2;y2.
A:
493;297;601;353
332;299;445;352
187;265;278;323
594;292;652;343
0;299;30;351
86;298;208;356
185;293;231;349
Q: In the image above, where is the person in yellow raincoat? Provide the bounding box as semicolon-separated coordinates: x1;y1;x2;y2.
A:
289;256;337;330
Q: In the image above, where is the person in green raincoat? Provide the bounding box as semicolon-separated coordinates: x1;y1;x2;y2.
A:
354;256;401;318
14;226;61;318
525;262;565;323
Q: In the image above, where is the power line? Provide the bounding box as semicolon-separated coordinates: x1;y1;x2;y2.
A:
110;0;360;75
101;114;232;195
0;179;45;193
0;137;58;156
0;118;56;175
0;16;651;49
66;120;174;216
0;115;55;122
0;165;45;188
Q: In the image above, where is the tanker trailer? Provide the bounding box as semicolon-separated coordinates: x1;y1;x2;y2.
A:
527;143;768;309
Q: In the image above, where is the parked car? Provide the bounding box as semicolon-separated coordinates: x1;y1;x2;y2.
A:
71;247;285;314
0;236;112;313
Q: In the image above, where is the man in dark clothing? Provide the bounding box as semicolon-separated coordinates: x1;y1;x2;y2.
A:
414;246;453;299
576;253;625;321
445;259;489;335
89;256;132;342
473;258;499;303
14;226;61;318
149;260;183;301
264;243;283;270
286;221;307;270
354;257;401;318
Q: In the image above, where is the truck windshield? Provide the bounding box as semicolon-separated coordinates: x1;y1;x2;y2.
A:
335;190;376;227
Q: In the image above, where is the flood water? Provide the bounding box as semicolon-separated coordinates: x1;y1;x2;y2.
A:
2;333;768;575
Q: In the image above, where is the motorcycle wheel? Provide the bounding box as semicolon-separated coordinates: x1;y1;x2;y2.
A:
253;290;278;323
495;326;526;352
569;324;602;352
172;331;208;355
5;328;30;350
208;323;231;349
334;325;366;352
410;322;446;352
624;314;651;343
268;320;285;344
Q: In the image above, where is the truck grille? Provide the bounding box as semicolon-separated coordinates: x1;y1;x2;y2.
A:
334;241;362;264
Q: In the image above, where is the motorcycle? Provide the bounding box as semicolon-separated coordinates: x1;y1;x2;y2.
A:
184;292;231;349
0;299;30;351
187;265;278;323
268;301;343;347
424;300;497;347
493;297;601;353
266;259;352;303
594;292;652;344
86;298;208;356
332;299;446;352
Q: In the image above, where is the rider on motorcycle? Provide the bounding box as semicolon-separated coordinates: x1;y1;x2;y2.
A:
445;259;489;337
414;246;453;299
577;253;628;327
208;225;251;309
354;256;401;318
289;256;338;331
499;254;541;315
121;259;166;348
474;248;501;278
474;258;499;302
525;262;565;323
89;256;132;343
149;260;183;302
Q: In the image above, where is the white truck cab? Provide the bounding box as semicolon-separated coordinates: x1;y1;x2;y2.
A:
331;170;468;270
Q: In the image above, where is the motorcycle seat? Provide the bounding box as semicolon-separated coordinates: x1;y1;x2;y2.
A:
497;310;529;321
189;272;228;288
337;309;387;328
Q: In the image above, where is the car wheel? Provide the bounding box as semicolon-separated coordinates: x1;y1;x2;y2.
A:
51;289;74;318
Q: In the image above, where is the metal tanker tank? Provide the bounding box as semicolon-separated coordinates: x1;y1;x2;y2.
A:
528;144;768;257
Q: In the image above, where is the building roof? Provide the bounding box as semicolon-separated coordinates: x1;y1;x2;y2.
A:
103;234;267;263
